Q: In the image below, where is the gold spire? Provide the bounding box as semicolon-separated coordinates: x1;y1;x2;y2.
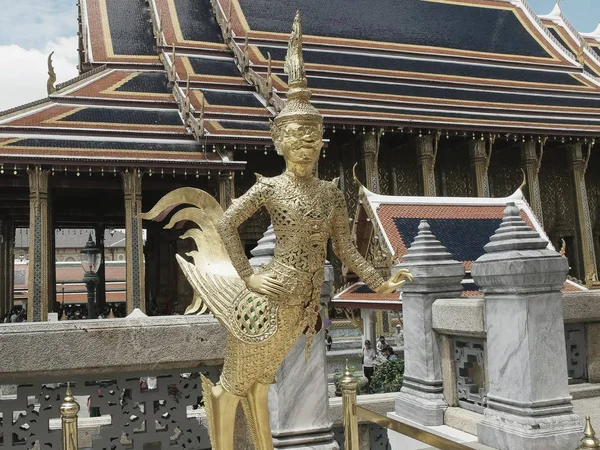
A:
284;11;306;90
577;416;600;449
47;52;57;95
271;11;322;132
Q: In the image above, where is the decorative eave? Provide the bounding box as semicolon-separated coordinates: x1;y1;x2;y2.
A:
360;184;552;259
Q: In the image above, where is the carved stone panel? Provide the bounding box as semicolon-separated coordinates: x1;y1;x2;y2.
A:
0;368;220;450
565;323;587;383
454;338;487;414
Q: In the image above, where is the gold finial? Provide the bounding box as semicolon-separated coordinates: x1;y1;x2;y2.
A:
60;382;80;418
284;11;306;90
577;416;600;449
47;51;57;95
560;238;567;256
60;308;67;321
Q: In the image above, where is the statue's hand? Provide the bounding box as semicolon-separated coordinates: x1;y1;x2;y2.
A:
243;273;287;298
375;269;414;294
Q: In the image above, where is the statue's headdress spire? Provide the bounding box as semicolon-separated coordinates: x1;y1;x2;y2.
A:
272;11;322;128
284;11;307;90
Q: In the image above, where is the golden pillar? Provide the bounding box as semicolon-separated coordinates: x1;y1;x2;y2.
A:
361;130;381;193
567;143;598;283
122;170;146;313
341;362;359;450
416;135;437;196
27;166;53;321
60;383;80;450
521;139;544;226
469;139;491;197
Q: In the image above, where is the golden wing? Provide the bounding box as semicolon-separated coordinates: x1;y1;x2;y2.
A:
140;188;241;320
141;188;279;343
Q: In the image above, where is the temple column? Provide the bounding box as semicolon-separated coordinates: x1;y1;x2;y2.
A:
0;218;7;317
361;130;380;193
7;222;15;314
469;139;491;197
27;166;53;321
95;225;106;314
416;135;436;196
521;139;544;225
1;218;16;316
218;172;234;210
567;143;598;283
122;170;145;314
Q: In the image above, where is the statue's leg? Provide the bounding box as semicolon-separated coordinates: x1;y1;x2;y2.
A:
210;384;241;450
246;382;274;450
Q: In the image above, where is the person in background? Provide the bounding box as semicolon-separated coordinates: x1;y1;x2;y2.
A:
376;335;388;354
362;340;377;384
325;329;333;352
382;346;398;361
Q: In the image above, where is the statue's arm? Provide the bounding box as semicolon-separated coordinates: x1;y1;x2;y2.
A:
217;179;269;279
330;189;385;291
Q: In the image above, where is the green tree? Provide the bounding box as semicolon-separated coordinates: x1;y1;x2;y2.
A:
370;359;404;393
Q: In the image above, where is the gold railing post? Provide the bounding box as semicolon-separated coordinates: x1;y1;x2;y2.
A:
577;416;600;449
341;359;359;450
60;382;80;450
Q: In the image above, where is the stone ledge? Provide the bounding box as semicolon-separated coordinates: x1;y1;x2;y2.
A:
0;315;226;383
563;292;600;323
432;298;485;337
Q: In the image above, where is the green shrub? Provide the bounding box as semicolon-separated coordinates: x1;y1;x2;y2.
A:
370;359;404;393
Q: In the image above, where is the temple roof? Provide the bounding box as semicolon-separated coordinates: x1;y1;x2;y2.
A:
332;186;587;308
3;0;600;167
360;187;549;268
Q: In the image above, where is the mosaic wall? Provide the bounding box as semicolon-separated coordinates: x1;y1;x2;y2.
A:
436;140;472;197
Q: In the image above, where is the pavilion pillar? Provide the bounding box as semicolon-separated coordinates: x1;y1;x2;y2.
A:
521;140;544;226
6;221;15;314
219;150;235;210
218;172;235;210
567;143;598;283
95;225;106;314
122;170;145;314
361;130;380;193
27;166;53;322
0;218;7;317
2;218;16;316
416;135;436;196
469;139;490;197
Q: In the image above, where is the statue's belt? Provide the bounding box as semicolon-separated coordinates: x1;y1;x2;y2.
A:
268;261;324;303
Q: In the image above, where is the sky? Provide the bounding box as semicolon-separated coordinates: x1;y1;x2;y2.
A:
0;0;598;111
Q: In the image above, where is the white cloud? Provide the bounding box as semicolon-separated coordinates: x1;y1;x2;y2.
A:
0;36;79;111
0;1;77;48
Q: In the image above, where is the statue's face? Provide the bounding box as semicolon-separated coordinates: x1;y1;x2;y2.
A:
276;121;323;165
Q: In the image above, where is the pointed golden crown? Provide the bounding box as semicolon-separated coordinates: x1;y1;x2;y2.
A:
272;11;322;127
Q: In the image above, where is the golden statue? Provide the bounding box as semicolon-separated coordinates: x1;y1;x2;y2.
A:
141;12;412;450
